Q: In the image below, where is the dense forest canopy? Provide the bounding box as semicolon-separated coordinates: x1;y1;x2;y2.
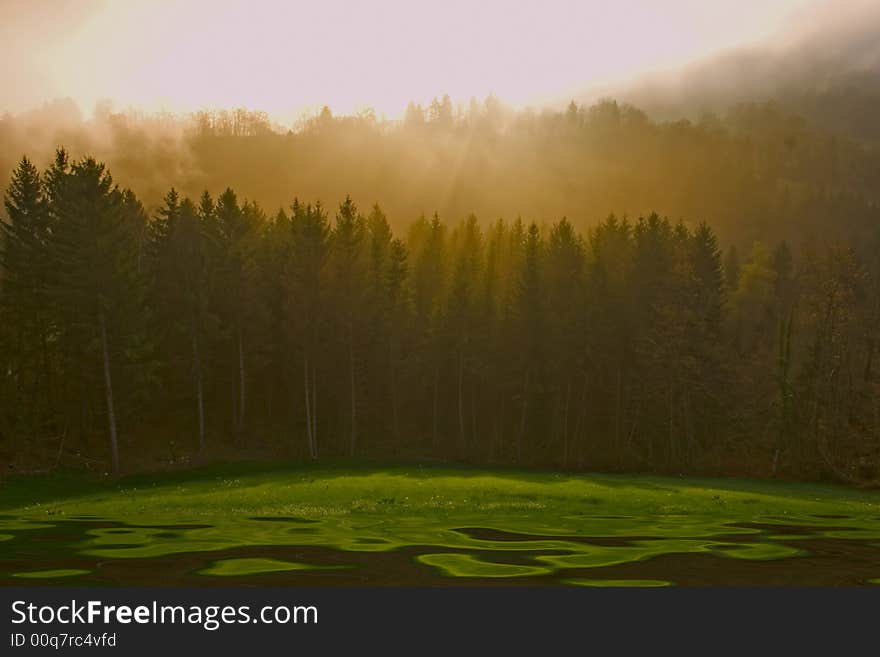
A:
2;95;879;250
2;139;879;483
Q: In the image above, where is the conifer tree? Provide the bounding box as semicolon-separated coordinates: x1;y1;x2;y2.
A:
329;196;367;456
385;238;409;441
210;188;259;439
149;190;211;452
513;222;543;462
48;157;143;476
446;215;483;453
545;217;585;465
288;200;329;458
1;156;53;444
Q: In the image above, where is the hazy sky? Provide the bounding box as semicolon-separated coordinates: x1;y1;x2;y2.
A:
0;0;846;120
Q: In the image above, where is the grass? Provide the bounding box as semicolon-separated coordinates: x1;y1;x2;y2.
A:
196;557;343;576
3;460;880;520
1;461;879;584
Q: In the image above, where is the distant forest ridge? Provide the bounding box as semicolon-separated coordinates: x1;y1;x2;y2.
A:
1;95;879;248
2;150;879;485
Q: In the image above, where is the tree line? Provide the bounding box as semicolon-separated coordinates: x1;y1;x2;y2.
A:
4;97;879;251
2;150;879;483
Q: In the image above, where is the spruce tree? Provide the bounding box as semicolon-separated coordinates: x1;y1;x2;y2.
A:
288;200;329;459
329;196;367;456
1;157;53;452
48;157;142;476
513;222;543;462
149;190;211;453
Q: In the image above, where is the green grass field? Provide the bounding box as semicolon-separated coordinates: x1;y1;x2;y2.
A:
2;462;880;586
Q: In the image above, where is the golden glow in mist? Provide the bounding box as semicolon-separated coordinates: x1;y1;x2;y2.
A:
5;0;817;120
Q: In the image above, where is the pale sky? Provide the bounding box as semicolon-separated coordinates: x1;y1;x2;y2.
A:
0;0;836;120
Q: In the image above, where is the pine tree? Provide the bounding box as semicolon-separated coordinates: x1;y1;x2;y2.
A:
385;238;409;442
364;204;394;441
255;207;292;433
149;190;211;453
690;222;724;334
446;215;483;454
513;222;543;462
588;215;635;467
724;245;740;293
329;196;367;456
1;157;54;449
545;217;585;466
48;157;143;477
288;200;329;459
408;212;447;449
210;188;259;440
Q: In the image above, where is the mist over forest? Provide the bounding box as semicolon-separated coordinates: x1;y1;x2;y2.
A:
614;0;880;144
2;85;879;254
3;0;879;252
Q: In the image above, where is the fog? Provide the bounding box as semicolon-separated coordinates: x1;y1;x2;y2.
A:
612;0;880;142
0;0;809;117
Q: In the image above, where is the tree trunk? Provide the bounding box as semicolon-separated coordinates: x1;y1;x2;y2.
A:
231;377;238;435
490;399;498;464
683;390;694;468
498;395;505;460
304;353;314;459
775;311;794;475
668;379;676;470
191;316;205;454
390;338;399;441
562;380;571;468
99;308;120;478
311;364;317;458
575;372;589;469
614;365;622;460
432;365;439;450
237;326;245;435
517;369;530;463
471;379;477;457
39;322;57;428
348;321;357;457
458;350;465;451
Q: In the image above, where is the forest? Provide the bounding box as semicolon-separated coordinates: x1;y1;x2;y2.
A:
1;99;880;485
3;96;880;247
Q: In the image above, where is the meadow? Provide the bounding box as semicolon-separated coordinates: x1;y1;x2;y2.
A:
2;462;879;587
